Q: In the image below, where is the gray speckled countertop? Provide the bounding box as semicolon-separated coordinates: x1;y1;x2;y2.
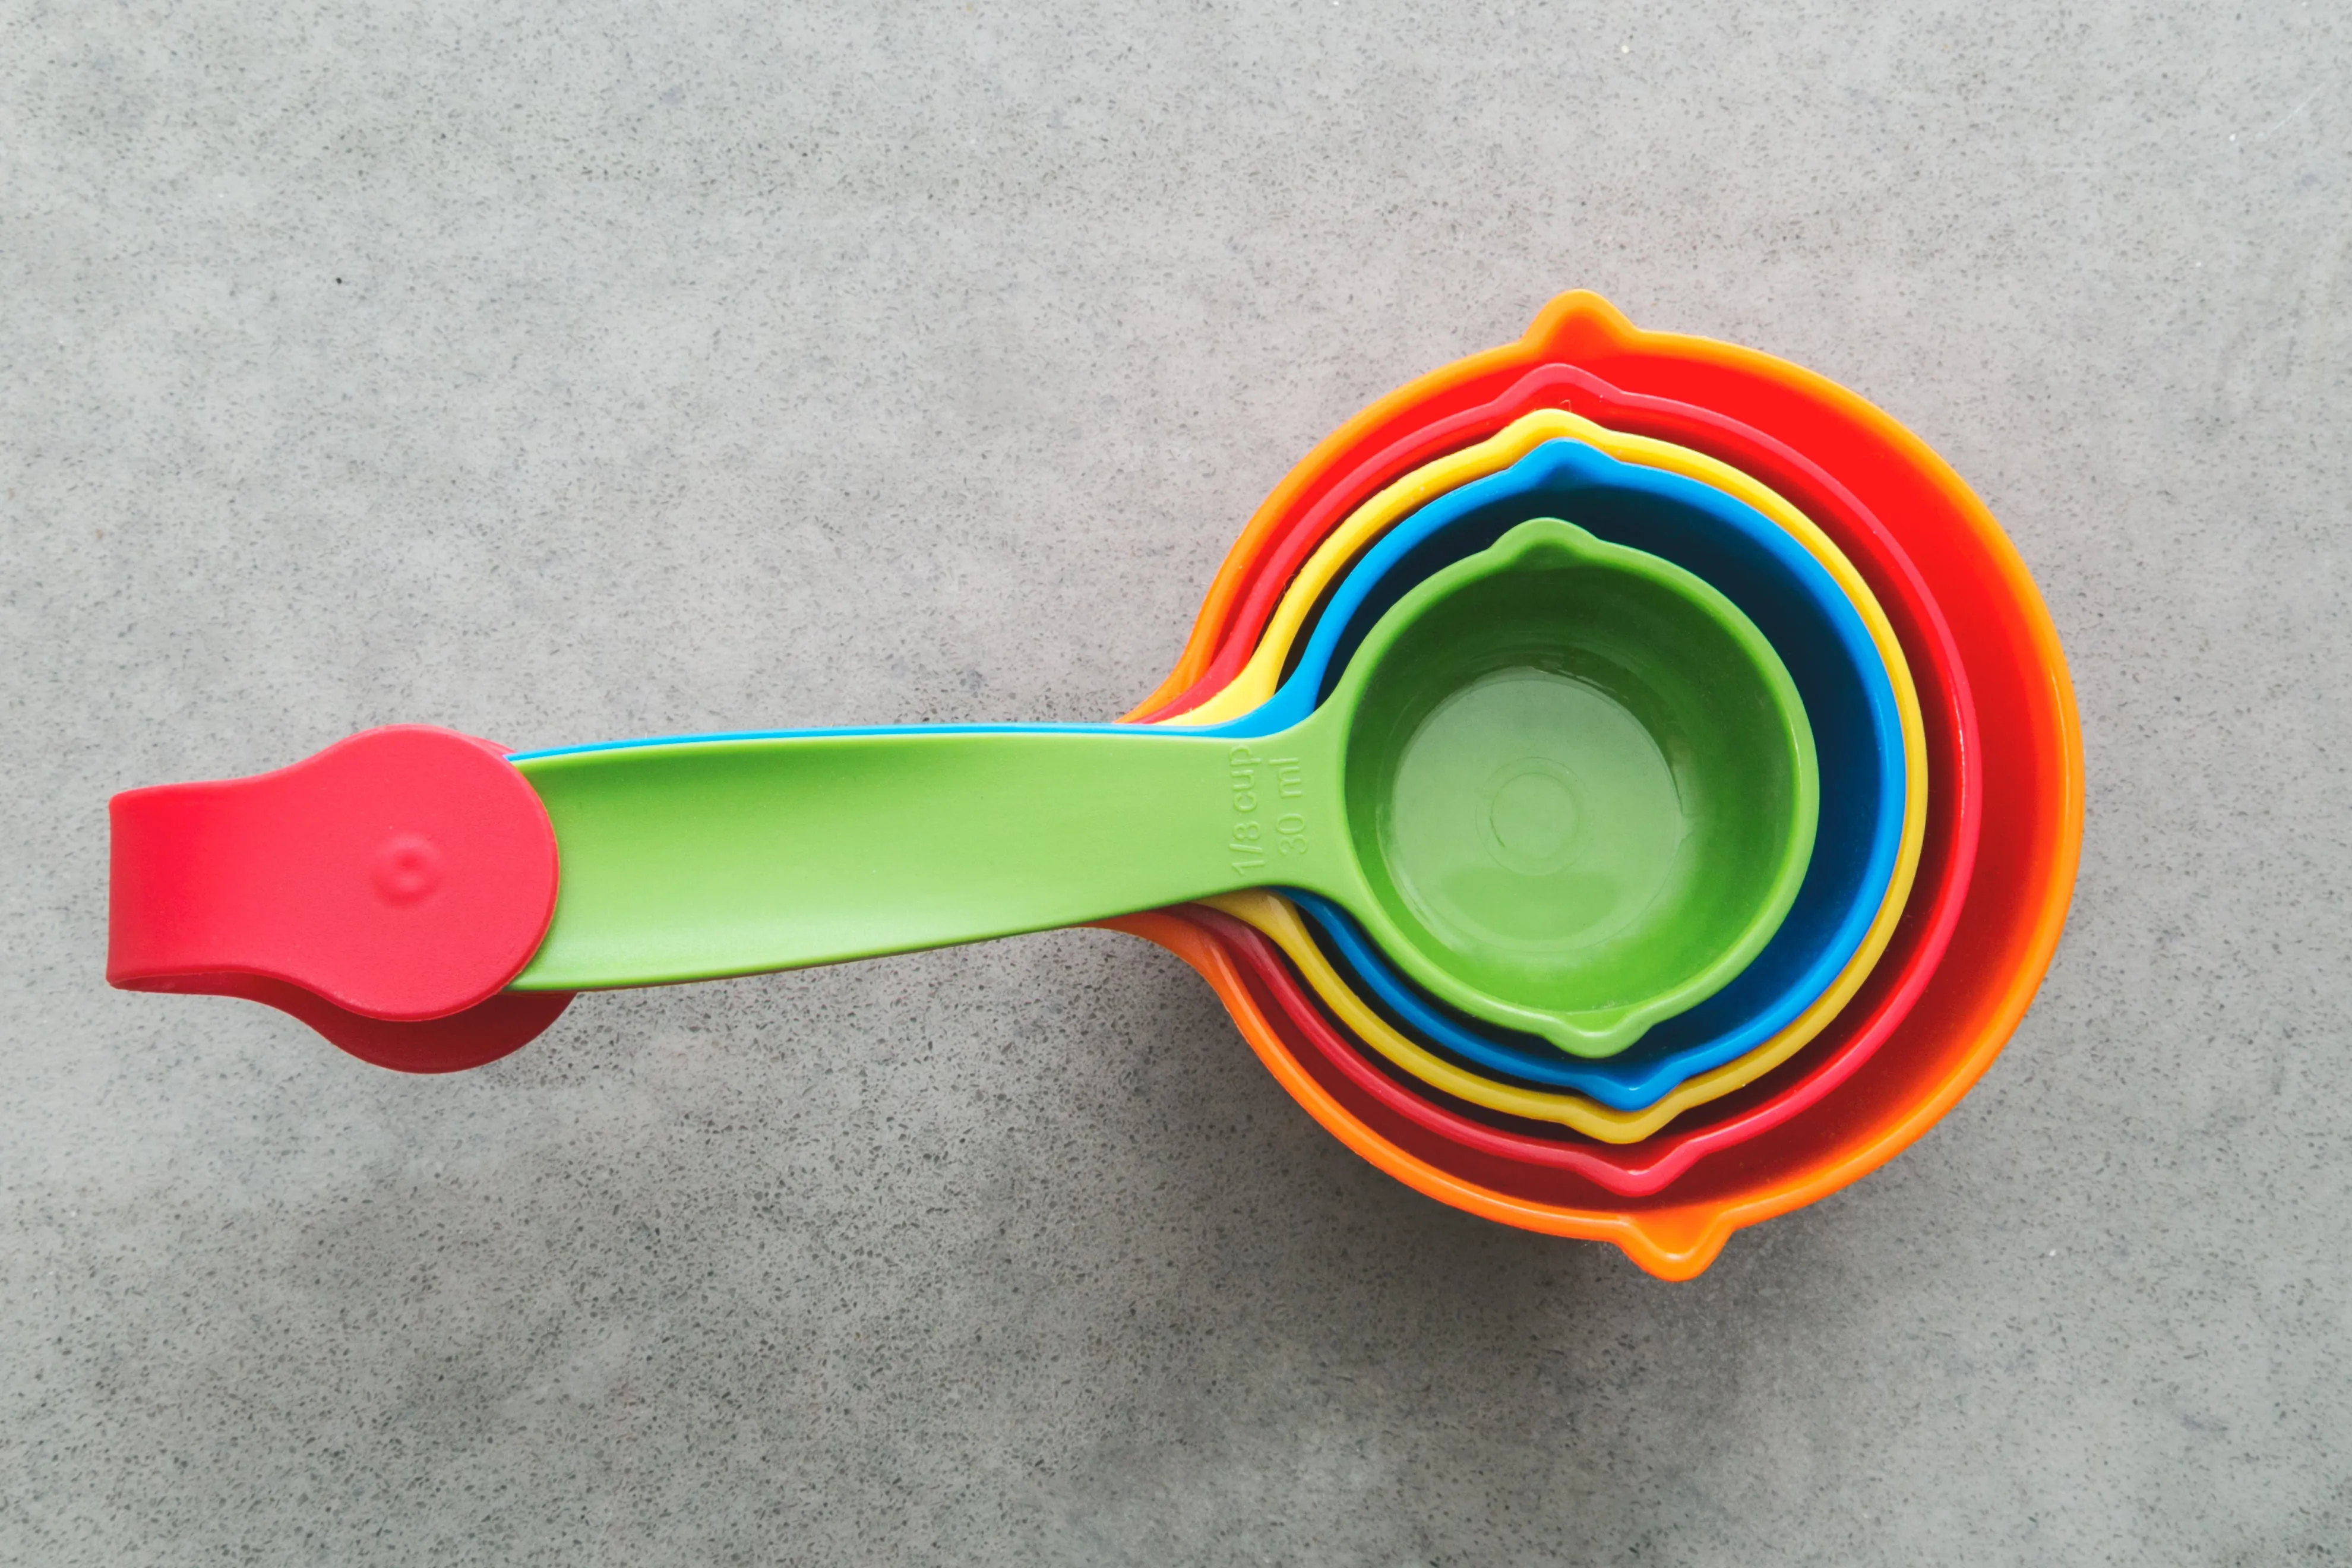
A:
5;1;2350;1561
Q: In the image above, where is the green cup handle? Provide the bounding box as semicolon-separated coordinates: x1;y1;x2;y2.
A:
509;724;1348;991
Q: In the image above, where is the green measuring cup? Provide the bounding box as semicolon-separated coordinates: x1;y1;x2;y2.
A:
510;518;1817;1057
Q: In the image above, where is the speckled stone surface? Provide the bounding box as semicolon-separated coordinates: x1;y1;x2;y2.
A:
5;1;2350;1561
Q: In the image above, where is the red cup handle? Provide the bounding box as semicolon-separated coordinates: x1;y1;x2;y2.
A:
109;725;569;1068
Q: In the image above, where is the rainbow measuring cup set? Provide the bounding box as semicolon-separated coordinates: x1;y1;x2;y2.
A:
107;293;2082;1279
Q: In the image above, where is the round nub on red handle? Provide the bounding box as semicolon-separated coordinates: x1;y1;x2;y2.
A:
108;725;571;1071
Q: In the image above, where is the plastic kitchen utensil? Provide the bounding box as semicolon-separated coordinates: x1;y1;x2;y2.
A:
1115;293;2074;1276
1164;414;1921;1111
502;518;1817;1058
1130;337;1982;1190
1204;435;1897;1088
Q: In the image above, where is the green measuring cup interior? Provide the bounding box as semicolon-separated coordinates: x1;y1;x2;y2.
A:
1339;527;1815;1050
511;517;1817;1057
